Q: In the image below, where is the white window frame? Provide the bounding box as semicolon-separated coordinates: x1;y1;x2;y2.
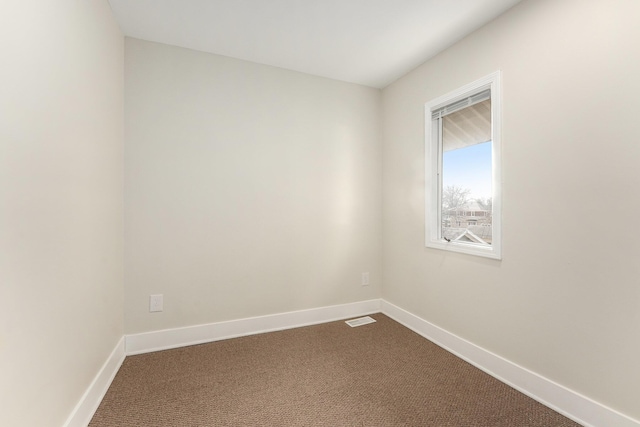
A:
425;71;502;260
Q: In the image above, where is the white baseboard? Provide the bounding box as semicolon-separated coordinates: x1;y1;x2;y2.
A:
125;299;382;355
381;300;639;427
63;337;125;427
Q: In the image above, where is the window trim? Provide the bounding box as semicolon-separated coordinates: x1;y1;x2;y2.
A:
424;71;502;260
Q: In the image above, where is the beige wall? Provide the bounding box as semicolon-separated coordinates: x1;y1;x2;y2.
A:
124;39;381;334
0;1;124;426
382;0;640;420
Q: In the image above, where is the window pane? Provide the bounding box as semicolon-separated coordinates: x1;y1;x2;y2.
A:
441;100;492;246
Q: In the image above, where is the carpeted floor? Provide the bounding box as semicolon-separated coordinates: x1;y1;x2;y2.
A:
89;313;582;426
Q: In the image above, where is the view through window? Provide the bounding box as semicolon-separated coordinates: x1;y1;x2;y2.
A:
441;99;492;246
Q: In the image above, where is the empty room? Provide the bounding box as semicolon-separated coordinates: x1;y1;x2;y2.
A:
2;0;640;426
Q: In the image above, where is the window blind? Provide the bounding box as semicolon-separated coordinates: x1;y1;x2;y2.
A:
431;89;490;120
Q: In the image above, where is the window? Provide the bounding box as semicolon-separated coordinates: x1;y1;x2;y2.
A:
425;72;501;259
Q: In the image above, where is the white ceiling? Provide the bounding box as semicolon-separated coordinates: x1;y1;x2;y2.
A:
108;0;523;88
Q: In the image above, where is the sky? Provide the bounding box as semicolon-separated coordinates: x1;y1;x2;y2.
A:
442;141;492;200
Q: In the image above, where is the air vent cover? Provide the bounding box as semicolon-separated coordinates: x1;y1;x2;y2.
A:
345;316;376;327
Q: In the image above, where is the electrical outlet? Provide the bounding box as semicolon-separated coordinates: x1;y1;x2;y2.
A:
149;294;163;312
361;272;370;286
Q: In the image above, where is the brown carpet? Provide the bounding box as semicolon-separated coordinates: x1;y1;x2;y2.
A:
89;314;582;426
